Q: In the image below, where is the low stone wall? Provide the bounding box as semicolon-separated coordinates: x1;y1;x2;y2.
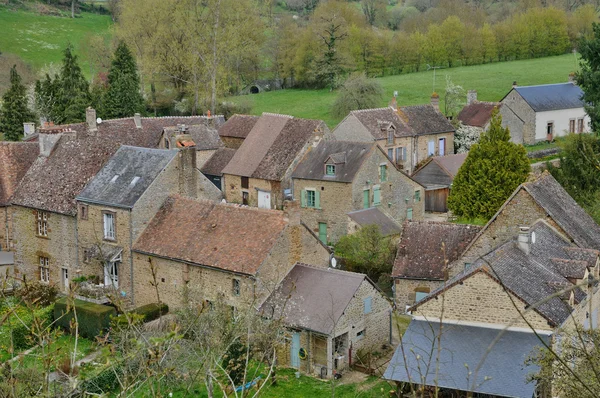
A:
527;147;561;159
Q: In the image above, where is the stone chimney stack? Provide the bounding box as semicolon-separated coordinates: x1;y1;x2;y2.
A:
86;107;97;132
467;90;478;105
389;96;398;111
430;92;440;112
569;72;576;84
38;124;67;157
283;200;301;227
512;81;518;89
518;226;531;255
178;146;198;198
134;113;142;129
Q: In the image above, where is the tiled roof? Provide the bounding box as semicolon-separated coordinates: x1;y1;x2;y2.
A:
10;116;209;215
347;208;402;237
260;263;368;335
218;114;259;139
457;102;500;127
433;153;468;177
513;83;585;112
132;195;288;275
392;221;480;279
222;114;323;181
349;107;412;140
384;319;547;397
200;147;237;176
398;104;455;135
163;123;223;150
291;141;373;183
77;146;177;208
0;142;39;206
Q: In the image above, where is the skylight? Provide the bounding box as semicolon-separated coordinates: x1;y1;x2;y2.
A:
130;176;141;186
110;175;119;183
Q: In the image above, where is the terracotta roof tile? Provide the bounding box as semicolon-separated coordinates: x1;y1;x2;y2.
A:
457;102;500;128
218;114;259;139
0;142;39;206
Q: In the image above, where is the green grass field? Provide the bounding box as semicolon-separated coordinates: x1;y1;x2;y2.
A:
231;53;580;128
0;5;113;72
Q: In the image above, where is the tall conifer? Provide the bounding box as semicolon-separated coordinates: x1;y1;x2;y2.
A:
102;42;144;118
0;66;34;141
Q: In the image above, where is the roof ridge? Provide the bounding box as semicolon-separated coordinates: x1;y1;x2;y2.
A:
516;82;573;89
261;112;294;118
295;262;365;278
350;107;394;113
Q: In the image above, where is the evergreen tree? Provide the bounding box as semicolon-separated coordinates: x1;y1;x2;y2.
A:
0;66;35;141
577;23;600;134
447;109;530;221
101;42;144;118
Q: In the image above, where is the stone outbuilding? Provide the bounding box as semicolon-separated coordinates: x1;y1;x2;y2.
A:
131;196;331;309
260;263;392;379
291;140;424;244
200;147;237;190
158;118;224;167
218;114;259;149
332;103;455;175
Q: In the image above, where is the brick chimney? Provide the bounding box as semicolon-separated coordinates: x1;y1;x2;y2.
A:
283;200;301;226
86;107;97;132
518;226;531;255
467;90;478;105
389;96;398;111
178;146;198;198
512;81;518;89
134;113;142;129
430;92;440;112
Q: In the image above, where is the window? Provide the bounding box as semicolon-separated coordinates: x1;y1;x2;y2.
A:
232;279;240;296
241;176;249;189
387;148;394;161
569;119;576;133
37;211;48;237
373;186;381;206
387;130;394;145
79;204;88;220
356;329;365;340
103;212;116;240
325;164;336;176
415;291;428;302
39;257;49;283
301;189;320;209
104;261;119;287
380;165;387;182
364;297;372;314
414;190;421;202
363;189;370;209
427;140;435;156
83;249;92;263
396;147;406;162
547;122;554;136
578;118;585;133
242;191;249;205
307;190;316;207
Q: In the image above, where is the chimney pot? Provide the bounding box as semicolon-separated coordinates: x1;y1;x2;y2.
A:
86;107;97;132
134;113;142;129
467;90;478;105
389;97;398;111
430;93;440;112
518;226;531;255
512;81;518;89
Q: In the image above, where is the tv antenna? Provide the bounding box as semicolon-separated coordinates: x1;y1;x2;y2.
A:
427;64;443;93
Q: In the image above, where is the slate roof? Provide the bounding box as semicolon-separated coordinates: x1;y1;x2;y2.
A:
392;221;480;279
200;147;237;176
347;208;402;237
11;116;210;215
434;153;468;177
457;102;500;127
512;83;585;112
132;195;288;276
416;220;597;326
162;124;223;150
218;114;260;139
0;142;39;206
291;141;373;183
77;146;177;208
222;114;323;181
259;263;369;335
348;105;454;140
383;319;547;398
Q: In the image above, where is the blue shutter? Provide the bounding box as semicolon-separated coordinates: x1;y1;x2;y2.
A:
301;190;307;208
364;297;372;314
315;190;321;209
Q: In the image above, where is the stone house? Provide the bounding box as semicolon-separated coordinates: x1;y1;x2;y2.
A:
392;221;480;311
200;147;237;190
218;114;259;149
260;263;391;379
456;90;524;143
291;141;424;244
332;102;455;175
411;153;467;213
131;196;331;309
75;145;219;301
9;111;214;290
456;172;600;272
500;81;590;145
222;113;329;210
158;117;224;167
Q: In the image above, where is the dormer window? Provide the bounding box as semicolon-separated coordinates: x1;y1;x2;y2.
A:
387;130;394;145
326;164;336;176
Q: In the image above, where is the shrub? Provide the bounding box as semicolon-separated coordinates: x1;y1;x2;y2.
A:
130;302;168;323
5;305;54;350
54;298;116;339
15;282;58;307
331;73;384;119
216;100;252;120
78;362;123;395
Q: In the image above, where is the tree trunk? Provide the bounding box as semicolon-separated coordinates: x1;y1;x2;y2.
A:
71;0;75;18
150;82;157;117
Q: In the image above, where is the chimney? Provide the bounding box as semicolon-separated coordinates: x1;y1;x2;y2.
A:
283;200;301;226
518;226;531;255
569;72;576;84
178;146;198;198
389;96;398;111
23;122;35;137
430;92;440;112
134;113;142;129
86;107;97;132
467;90;478;105
38;127;63;157
512;81;518;89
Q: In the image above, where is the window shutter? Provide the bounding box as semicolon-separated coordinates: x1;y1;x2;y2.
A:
315;190;321;209
301;190;307;208
373;187;381;205
364;297;372;314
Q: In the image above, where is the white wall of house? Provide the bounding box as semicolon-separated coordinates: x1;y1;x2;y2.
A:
534;108;590;141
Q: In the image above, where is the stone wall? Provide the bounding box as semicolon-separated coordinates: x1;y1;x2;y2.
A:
223;175;282;209
499;104;526;144
414;271;553;331
394;278;444;312
1;206;10;251
501;90;536;145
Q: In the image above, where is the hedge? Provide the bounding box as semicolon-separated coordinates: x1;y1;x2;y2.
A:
53;298;116;339
1;304;54;350
130;302;168;323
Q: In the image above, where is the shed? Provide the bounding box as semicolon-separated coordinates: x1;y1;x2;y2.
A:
412;153;467;212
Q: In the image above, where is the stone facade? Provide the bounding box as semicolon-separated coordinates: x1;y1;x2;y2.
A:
1;207;10;252
223;175;282;209
394;278;443;311
501;89;536;145
414;271;552;331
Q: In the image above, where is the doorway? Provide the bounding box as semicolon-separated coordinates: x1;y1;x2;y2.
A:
258;190;271;209
291;332;301;368
438;137;446;156
61;268;69;291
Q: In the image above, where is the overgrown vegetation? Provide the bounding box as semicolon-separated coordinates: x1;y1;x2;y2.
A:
332;73;384;118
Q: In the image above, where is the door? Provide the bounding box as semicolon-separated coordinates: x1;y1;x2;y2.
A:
318;223;327;244
61;268;69;291
438;138;446;156
363;190;370;209
428;140;435;156
104;261;119;288
291;332;301;368
258;191;271;209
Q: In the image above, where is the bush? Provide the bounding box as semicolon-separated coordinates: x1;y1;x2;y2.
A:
331;73;384;119
15;282;58;307
3;305;54;350
216;100;252;120
130;302;168;323
54;298;116;339
78;361;123;395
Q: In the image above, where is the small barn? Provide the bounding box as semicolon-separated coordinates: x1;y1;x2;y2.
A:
411;153;467;212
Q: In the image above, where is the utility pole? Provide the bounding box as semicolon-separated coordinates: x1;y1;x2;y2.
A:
427;64;443;93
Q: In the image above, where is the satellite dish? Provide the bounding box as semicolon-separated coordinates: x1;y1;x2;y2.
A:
96;117;103;124
330;254;337;268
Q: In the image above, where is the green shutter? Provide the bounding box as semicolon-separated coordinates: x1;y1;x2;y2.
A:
318;222;327;244
315;190;321;209
301;190;307;208
407;208;413;220
363;190;370;209
373;187;381;206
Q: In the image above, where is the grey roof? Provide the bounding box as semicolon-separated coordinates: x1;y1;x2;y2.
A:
513;83;585;112
0;251;14;266
200;147;237;176
347;208;401;236
383;319;547;398
260;263;368;335
163;124;222;150
412;153;467;188
292;141;374;183
77;146;177;208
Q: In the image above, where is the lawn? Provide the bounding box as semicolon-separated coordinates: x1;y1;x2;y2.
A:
9;334;94;371
0;5;113;72
230;53;580;128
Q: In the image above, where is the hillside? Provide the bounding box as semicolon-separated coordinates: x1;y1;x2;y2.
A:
230;53;579;128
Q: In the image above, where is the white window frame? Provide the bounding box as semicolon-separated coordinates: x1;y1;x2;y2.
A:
39;257;49;283
306;189;316;208
103;212;116;240
104;261;119;288
37;211;48;237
